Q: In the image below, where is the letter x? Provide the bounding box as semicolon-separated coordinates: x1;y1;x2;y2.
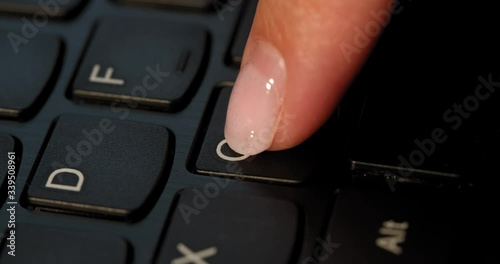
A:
171;243;218;264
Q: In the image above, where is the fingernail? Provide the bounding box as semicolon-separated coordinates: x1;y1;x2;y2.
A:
224;41;287;155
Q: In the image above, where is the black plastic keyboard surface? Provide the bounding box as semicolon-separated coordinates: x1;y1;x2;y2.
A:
0;0;496;263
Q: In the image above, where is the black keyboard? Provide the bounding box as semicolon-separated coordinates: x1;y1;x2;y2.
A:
0;0;496;263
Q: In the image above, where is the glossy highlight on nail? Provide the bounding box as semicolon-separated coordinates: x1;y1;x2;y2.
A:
224;41;287;156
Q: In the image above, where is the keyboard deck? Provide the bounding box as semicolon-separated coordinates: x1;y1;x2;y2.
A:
0;0;496;263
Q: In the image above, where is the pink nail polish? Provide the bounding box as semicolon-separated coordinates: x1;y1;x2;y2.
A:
224;41;287;156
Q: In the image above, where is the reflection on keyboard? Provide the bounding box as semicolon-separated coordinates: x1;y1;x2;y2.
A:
0;0;495;263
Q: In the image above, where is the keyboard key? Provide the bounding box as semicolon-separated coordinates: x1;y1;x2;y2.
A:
341;0;500;187
26;114;172;219
0;30;61;119
322;188;460;264
0;0;84;17
193;87;322;184
0;134;16;201
0;224;129;263
118;0;219;10
227;0;258;66
72;17;208;112
345;71;500;187
155;189;299;264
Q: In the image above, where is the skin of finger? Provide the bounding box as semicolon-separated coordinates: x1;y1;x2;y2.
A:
241;0;394;150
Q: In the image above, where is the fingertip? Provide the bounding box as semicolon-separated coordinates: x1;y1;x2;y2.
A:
225;40;286;156
226;0;393;154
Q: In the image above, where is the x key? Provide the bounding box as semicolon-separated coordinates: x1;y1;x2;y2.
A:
155;189;299;264
171;243;217;264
